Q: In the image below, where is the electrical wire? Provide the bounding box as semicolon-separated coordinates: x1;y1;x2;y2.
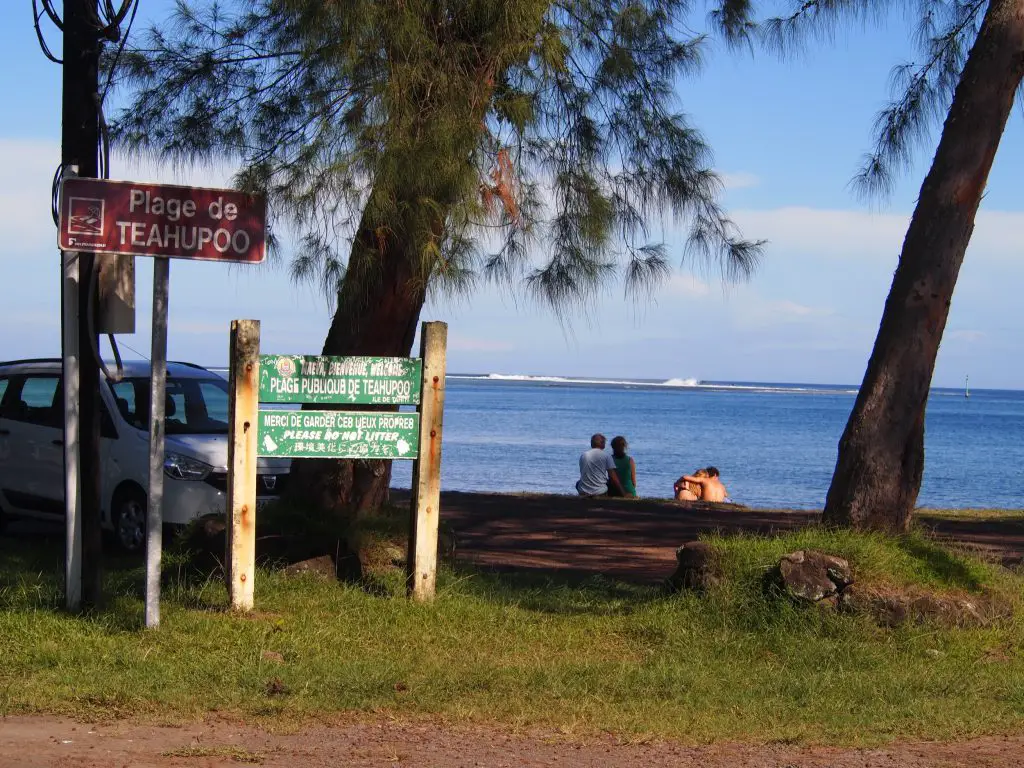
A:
40;0;63;29
100;0;139;104
32;0;62;64
116;339;149;361
87;253;126;383
51;162;65;226
36;0;141;383
108;331;124;371
93;0;140;381
98;99;111;180
90;0;135;40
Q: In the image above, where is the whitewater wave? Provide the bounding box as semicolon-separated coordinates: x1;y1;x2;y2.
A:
447;372;859;396
448;373;704;388
662;377;700;388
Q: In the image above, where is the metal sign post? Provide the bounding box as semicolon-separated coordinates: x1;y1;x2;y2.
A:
57;177;266;627
145;258;170;628
61;251;82;611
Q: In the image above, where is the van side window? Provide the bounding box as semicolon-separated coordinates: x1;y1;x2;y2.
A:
51;381;118;439
10;376;61;427
0;377;9;411
110;380;144;428
199;381;229;425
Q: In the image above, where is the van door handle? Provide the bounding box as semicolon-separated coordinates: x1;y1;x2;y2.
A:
0;429;9;436
52;439;64;446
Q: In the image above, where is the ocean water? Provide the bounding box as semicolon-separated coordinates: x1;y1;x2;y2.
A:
390;375;1024;510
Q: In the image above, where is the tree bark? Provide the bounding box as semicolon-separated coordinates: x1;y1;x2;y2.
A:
286;200;435;518
822;0;1024;532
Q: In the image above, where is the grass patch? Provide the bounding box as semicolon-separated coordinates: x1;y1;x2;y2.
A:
0;525;1022;746
706;526;1005;594
918;508;1024;522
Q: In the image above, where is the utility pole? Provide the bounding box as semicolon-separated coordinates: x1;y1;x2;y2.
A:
61;0;103;608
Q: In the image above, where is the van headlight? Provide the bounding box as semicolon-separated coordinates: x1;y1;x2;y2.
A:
164;453;212;481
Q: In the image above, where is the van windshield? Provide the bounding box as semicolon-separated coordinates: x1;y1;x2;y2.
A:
109;376;229;435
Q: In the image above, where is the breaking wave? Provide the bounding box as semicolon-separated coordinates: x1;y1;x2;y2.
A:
661;377;700;388
448;373;703;388
447;372;858;396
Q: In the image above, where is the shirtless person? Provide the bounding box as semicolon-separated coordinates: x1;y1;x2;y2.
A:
673;468;707;501
679;466;728;503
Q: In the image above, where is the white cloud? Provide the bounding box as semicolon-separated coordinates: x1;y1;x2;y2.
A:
663;273;712;298
766;299;826;318
448;333;515;353
0;139;239;258
720;171;760;190
111;152;235;188
948;329;986;343
729;289;836;330
5;309;60;329
6;136;1018;275
0;139;61;252
730;206;1024;266
173;320;229;335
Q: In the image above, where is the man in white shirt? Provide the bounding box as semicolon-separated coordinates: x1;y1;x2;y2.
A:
576;433;625;497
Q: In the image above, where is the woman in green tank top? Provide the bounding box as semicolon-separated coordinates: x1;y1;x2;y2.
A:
610;436;637;497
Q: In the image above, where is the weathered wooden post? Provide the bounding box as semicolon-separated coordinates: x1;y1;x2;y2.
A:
408;321;448;601
227;320;260;611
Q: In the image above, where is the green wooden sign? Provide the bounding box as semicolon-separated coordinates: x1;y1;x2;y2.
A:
257;409;420;459
259;354;422;405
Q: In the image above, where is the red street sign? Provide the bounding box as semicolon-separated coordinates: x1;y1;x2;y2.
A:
58;178;266;263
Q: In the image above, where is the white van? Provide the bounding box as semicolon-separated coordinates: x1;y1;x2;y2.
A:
0;358;290;551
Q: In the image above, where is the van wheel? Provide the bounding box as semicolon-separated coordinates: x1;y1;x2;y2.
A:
113;489;147;553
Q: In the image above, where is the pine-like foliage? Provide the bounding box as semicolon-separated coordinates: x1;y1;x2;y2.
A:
713;0;989;198
714;0;1019;533
112;0;764;308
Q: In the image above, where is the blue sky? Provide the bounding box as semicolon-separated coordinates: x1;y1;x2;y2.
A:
2;2;1022;388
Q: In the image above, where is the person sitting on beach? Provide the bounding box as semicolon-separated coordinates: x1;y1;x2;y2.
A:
674;468;708;501
608;435;637;498
576;433;625;497
679;466;729;503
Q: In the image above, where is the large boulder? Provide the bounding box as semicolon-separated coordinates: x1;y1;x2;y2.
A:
777;550;853;604
174;513;354;579
175;513;227;575
666;542;723;593
283;555;338;579
839;584;1008;628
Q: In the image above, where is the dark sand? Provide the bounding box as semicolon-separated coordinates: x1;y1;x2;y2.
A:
432;491;1024;583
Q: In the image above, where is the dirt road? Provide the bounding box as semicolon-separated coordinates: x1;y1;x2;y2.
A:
3;715;1023;767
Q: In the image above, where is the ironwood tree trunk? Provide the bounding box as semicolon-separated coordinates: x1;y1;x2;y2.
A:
822;0;1024;532
281;35;506;520
286;201;437;519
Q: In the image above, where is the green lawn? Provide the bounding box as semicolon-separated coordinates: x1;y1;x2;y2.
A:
0;525;1021;746
918;508;1024;522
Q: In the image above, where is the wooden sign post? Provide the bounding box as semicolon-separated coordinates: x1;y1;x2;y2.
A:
227;320;447;609
408;322;448;602
226;320;260;611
